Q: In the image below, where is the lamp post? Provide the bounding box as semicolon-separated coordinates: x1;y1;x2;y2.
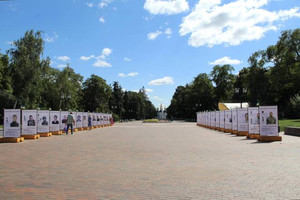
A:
235;88;247;108
59;94;64;110
59;94;71;110
66;95;71;110
195;103;202;111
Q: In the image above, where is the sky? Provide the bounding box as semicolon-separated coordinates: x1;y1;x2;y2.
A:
0;0;299;109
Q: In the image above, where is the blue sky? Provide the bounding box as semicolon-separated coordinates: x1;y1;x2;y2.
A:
1;0;299;109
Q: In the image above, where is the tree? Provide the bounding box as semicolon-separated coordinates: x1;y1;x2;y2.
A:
246;51;271;106
82;74;111;112
167;73;215;120
167;86;187;119
210;64;235;102
232;67;249;105
266;29;300;116
0;52;14;122
55;65;83;111
8;30;45;108
110;81;124;120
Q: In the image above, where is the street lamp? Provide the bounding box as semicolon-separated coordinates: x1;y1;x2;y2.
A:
59;94;71;110
235;88;247;108
195;103;202;111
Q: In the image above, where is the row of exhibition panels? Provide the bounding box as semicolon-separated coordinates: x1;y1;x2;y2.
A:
196;106;281;140
3;109;113;138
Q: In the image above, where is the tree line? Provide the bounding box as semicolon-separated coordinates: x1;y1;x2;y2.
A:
167;29;300;120
0;30;157;122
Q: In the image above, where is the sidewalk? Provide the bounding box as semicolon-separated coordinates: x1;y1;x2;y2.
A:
0;121;300;199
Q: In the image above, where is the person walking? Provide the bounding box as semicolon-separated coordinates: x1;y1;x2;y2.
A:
88;114;92;131
66;111;75;135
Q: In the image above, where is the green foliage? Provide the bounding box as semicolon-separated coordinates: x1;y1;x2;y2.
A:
210;64;235;102
168;29;300;120
112;113;119;122
8;30;45;108
289;94;300;118
279;119;300;131
110;81;124;119
167;73;216;120
143;119;159;122
82;74;111;112
0;30;157;124
1;28;300;122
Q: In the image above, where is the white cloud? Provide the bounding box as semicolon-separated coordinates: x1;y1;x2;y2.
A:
98;0;113;8
118;72;139;77
209;56;242;65
45;32;58;43
99;17;105;23
151;96;163;102
6;41;14;46
80;55;95;61
148;28;172;40
124;57;131;62
128;72;138;77
57;64;67;68
164;28;172;35
57;56;71;62
93;60;112;67
86;2;93;7
144;0;189;15
145;88;154;93
148;76;174;85
179;0;300;47
147;31;162;40
102;48;112;56
80;48;112;67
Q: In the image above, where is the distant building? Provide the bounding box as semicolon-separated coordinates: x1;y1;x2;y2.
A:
157;111;167;120
157;104;167;120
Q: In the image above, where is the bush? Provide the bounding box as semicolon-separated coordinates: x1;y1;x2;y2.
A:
112;113;119;122
289;94;300;118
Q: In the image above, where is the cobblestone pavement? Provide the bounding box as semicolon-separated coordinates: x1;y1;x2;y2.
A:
1;121;300;200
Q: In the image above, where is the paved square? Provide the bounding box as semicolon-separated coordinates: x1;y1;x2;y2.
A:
1;121;300;199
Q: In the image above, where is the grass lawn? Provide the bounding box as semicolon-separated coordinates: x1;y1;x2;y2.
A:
143;119;159;122
279;119;300;131
0;125;3;129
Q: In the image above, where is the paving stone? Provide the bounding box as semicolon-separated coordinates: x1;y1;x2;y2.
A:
1;121;300;199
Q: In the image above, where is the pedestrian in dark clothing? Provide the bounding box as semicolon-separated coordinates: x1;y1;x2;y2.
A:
66;112;75;135
88;114;92;131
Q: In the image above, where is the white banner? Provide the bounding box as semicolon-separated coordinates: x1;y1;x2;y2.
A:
97;113;101;126
60;111;69;131
76;112;83;128
72;112;77;128
106;114;110;125
210;111;216;128
104;114;108;125
22;110;37;135
92;113;97;126
237;108;248;132
220;110;225;129
259;106;278;136
37;110;50;133
225;110;232;130
50;111;60;132
248;107;260;134
82;112;88;127
4;109;21;138
232;108;238;131
215;111;220;128
208;112;211;127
